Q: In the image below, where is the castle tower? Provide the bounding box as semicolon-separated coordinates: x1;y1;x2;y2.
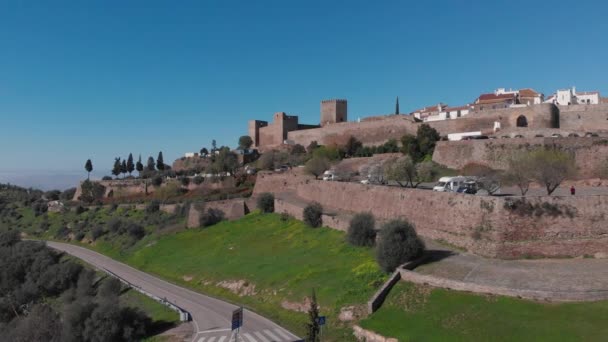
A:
320;99;347;126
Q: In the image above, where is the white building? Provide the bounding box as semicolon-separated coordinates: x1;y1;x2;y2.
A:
184;152;196;158
545;87;600;105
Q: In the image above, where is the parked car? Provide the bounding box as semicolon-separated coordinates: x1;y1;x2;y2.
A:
456;180;478;194
274;165;289;172
322;170;340;181
433;176;468;192
246;167;257;175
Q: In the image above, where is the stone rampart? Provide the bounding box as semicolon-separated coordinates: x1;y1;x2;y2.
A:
432;137;608;178
254;172;608;259
186;199;248;228
286;104;557;147
559;104;608;132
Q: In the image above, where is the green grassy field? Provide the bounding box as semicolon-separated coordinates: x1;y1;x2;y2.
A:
68;211;386;341
360;282;608;342
120;289;180;324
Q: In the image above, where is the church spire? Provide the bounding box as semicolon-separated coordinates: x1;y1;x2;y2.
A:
395;96;400;115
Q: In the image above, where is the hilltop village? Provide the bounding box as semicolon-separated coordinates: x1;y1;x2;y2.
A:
7;86;608;341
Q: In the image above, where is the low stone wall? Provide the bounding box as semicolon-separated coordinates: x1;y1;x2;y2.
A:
186;199;248;228
353;325;397;342
254;172;608;259
398;268;608;302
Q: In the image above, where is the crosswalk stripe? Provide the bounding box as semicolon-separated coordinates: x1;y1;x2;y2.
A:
263;329;281;341
197;337;206;342
217;336;227;342
242;333;257;342
273;328;291;340
207;337;216;342
254;331;270;342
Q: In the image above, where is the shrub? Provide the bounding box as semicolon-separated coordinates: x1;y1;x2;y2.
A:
180;177;190;187
193;176;204;185
347;212;377;247
75;205;88;215
102;176;113;181
257;193;275;213
280;212;292;222
126;223;145;240
145;200;160;213
375;219;425;272
91;226;106;241
74;231;85;241
60;187;77;201
107;218;124;233
303;202;323;228
199;208;225;227
79;180;106;204
151;175;163;187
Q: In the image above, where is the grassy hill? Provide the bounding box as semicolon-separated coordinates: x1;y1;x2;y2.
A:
360;282;608;341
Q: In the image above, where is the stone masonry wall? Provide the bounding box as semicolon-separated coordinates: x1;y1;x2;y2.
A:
432;137;608;178
186;199;248;228
254;172;608;259
286;104;557;148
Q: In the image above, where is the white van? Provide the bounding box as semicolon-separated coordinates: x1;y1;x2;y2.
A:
322;170;340;181
433;176;468;192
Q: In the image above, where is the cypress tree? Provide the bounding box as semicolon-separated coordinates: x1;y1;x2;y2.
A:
157;152;165;171
147;156;155;171
395;96;400;115
112;158;121;178
84;159;93;180
126;153;135;176
136;155;144;176
121;159;127;178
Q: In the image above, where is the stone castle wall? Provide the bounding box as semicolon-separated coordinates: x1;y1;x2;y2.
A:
286;104;558;147
432;137;608;178
558;104;608;132
254;172;608;259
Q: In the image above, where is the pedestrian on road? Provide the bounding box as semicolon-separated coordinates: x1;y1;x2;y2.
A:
570;186;576;195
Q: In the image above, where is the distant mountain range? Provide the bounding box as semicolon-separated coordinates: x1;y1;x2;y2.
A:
0;170;105;191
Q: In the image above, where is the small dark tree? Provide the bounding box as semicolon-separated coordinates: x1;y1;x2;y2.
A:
112;158;121;178
126;153;135;176
147;156;155;171
257;193;275;213
376;219;425;272
306;140;319;153
347;212;376;247
305;157;330;179
238;135;254;150
151;175;163;187
84;159;93;180
303;202;323;228
200;208;225;227
343;136;363;157
136;154;144;176
146;200;160;213
416;124;440;157
211;139;217;152
305;289;321;342
291;144;306;155
193;175;204;185
156;152;165;171
121;159;127;178
395;96;400;115
200;147;209;156
180;177;191;187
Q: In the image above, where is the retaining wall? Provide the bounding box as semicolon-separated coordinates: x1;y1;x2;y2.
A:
432;137;608;178
186;199;248;228
254;172;608;259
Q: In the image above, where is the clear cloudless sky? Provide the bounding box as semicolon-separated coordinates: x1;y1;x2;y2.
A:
1;0;608;187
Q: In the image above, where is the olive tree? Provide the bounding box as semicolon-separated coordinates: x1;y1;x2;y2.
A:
528;148;576;195
305;157;330;179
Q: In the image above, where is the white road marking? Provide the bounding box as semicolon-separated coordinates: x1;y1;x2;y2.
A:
197;328;232;335
217;336;227;342
197;337;206;342
273;328;291;340
242;333;257;342
207;337;217;342
254;331;270;342
263;329;281;341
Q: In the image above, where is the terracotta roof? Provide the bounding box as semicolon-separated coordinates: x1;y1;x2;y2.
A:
443;105;471;112
519;88;541;97
476;93;516;105
410;103;446;114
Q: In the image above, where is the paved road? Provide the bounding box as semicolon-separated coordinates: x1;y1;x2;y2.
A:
46;241;300;342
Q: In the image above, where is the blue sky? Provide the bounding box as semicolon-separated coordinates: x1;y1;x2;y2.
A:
1;0;607;187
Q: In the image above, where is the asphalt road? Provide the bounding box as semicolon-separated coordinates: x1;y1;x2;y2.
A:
46;241;301;342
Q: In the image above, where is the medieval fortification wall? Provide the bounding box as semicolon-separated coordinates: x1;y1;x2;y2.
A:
432;137;608;179
254;172;608;259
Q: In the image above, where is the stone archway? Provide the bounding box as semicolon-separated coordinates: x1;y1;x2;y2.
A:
516;115;528;127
